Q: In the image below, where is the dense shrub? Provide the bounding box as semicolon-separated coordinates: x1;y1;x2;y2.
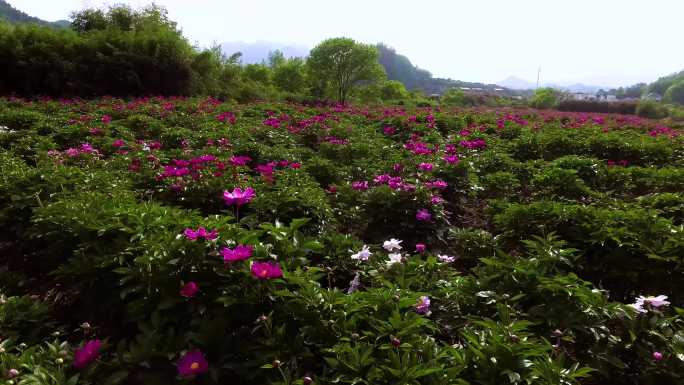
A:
557;100;638;115
636;100;669;119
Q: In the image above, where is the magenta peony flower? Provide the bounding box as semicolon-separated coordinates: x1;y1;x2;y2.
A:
177;350;209;377
431;195;445;205
80;143;96;153
425;179;448;189
351;181;369;191
230;155;251;166
418;162;434;172
184;227;218;241
73;340;102;369
653;351;663;361
223;187;256;207
443;154;460;164
415;243;426;253
416;209;432;222
415;296;430;315
251;261;283;280
180;282;199;298
222;244;254;263
112;139;126;148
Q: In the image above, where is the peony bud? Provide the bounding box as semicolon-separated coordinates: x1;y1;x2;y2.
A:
303;376;313;385
653;351;663;361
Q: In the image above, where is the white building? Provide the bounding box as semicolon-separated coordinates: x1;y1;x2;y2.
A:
570;92;598;101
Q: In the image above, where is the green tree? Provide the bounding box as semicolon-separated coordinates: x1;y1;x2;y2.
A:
664;80;684;105
243;63;272;85
441;88;467;106
530;87;559;109
307;37;385;103
273;57;307;94
378;80;408;100
70;8;107;32
267;49;285;68
649;70;684;96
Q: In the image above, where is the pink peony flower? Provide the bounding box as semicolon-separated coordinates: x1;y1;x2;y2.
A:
180;282;199;298
177;350;209;377
251;261;283;280
65;148;80;157
73;340;102;369
415;243;426;253
653;351;663;361
222;244;254;263
223;187;256;207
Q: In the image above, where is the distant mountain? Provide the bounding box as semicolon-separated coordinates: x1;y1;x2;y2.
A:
0;0;69;27
219;41;309;64
497;76;608;94
497;76;537;90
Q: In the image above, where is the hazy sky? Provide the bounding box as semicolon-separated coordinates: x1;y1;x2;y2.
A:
10;0;684;87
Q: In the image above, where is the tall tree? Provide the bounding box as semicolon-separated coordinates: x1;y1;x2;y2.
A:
307;37;385;103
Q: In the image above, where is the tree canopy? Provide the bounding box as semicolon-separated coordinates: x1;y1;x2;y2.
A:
307;37;385;103
664;79;684;105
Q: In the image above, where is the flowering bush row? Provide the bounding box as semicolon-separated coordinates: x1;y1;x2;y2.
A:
0;97;683;384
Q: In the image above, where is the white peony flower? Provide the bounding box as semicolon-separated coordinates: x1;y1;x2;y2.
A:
383;238;403;252
351;245;372;261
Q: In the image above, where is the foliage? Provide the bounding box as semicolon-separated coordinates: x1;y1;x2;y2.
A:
664;79;684;105
530;88;560;109
636;100;669;119
0;97;683;385
307;38;386;103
